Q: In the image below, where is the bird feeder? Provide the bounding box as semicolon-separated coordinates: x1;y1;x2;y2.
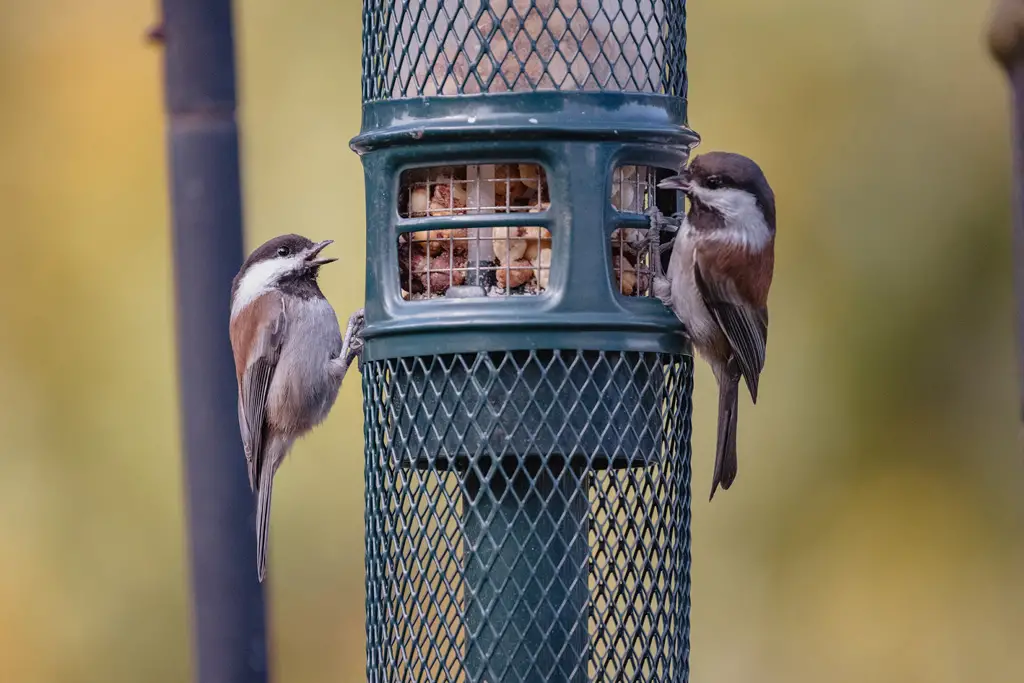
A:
352;2;698;681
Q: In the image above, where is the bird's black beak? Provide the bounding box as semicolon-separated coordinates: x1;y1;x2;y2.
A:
306;240;338;267
658;169;692;193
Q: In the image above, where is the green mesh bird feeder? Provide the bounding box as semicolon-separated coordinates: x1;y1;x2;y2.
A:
352;2;698;681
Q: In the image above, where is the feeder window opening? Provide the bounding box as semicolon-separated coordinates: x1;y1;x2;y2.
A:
610;165;680;298
397;164;552;300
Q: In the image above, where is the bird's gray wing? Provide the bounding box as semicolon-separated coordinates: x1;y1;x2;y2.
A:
693;250;768;403
237;294;287;491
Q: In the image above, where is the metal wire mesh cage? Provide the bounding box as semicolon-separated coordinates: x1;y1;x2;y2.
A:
355;2;697;681
364;350;692;682
361;0;688;101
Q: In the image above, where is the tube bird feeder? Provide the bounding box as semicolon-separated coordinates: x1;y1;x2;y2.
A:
353;2;698;681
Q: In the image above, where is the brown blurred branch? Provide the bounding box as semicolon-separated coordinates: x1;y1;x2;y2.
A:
988;0;1024;422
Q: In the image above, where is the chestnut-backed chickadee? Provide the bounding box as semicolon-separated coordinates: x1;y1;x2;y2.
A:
654;152;776;500
229;234;366;581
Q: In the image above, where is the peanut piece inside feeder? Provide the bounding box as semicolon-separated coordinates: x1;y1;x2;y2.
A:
611;227;649;255
492;226;527;264
536;247;552;290
426;254;467;295
613;252;649;296
522;226;552;262
427;181;468;216
613;166;640;212
398;242;427;294
518;163;540;189
409;180;471;256
409;232;444;256
425;227;469;255
408;186;429;217
496;259;533;290
614;253;636;295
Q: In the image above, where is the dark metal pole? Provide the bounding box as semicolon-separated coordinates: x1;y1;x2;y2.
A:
153;2;269;682
463;463;590;683
989;0;1024;422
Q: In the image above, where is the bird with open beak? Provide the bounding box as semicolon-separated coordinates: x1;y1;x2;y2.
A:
229;234;366;581
654;152;776;500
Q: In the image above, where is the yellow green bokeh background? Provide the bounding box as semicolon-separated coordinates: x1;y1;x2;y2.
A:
1;1;1021;682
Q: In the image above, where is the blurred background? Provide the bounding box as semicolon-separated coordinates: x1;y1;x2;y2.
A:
0;1;1021;682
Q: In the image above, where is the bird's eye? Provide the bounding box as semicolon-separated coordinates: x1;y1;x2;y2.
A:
277;246;291;257
705;175;722;189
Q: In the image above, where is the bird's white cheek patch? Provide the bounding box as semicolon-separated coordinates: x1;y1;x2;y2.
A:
690;186;772;251
232;257;301;318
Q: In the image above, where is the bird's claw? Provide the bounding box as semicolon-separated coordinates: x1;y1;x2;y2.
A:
346;308;366;337
346;337;365;365
646;209;671;279
652;275;672;305
333;308;367;378
342;308;366;365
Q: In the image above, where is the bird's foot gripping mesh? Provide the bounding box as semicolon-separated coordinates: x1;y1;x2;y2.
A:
363;350;693;682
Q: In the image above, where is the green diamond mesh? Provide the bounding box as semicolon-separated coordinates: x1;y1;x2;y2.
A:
363;350;692;682
361;1;688;102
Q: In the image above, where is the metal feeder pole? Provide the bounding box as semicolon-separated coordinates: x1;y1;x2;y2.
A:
356;2;698;681
988;0;1024;422
153;2;269;682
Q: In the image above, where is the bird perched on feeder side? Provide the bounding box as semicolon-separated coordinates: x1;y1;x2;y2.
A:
653;152;776;500
229;234;366;581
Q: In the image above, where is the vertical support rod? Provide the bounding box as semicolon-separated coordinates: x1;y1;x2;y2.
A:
463;460;590;683
989;1;1024;422
156;1;269;682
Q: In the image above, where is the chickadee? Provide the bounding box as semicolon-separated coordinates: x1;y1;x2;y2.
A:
229;234;366;581
654;152;776;500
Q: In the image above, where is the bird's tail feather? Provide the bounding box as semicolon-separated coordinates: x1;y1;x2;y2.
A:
710;367;740;500
256;464;275;583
